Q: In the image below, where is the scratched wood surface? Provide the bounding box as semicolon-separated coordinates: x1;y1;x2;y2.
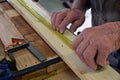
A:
0;2;56;70
8;0;120;80
0;8;23;48
0;2;80;80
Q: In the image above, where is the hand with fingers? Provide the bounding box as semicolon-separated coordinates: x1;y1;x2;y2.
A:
72;22;120;70
51;8;85;33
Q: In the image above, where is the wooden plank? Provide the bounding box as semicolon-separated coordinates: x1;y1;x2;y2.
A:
0;6;41;70
0;2;61;72
21;62;73;80
0;3;76;80
44;69;80;80
4;8;57;59
0;2;13;10
0;9;23;48
10;15;57;59
27;68;80;80
8;0;120;80
23;0;76;41
5;9;19;17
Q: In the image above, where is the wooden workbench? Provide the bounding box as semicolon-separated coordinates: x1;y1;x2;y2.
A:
0;2;79;80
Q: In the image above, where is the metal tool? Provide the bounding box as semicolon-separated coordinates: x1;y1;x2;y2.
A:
6;38;46;62
18;0;72;46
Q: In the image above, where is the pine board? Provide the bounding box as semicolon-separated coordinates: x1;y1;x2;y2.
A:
44;69;79;80
0;2;79;80
8;0;120;80
0;7;41;70
0;2;57;70
0;9;23;48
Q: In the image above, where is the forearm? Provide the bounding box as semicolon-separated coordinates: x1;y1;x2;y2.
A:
72;0;90;11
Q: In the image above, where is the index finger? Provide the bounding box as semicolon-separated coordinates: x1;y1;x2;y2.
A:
83;45;97;70
72;33;83;50
51;12;58;29
59;16;76;33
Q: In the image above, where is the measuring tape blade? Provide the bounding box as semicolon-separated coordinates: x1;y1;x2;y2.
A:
18;0;72;46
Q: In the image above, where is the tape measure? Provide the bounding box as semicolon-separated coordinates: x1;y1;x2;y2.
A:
18;0;72;46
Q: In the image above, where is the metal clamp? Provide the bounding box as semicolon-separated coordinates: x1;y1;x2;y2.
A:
6;38;46;63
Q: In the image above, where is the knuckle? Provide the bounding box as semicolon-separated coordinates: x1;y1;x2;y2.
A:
83;53;90;59
76;48;80;54
58;12;65;18
76;48;82;55
57;13;64;18
64;16;70;21
89;38;97;46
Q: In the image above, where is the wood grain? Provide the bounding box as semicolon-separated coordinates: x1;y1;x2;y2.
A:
0;2;57;70
8;0;120;80
0;8;41;70
0;2;77;80
45;69;79;80
23;0;76;41
0;8;23;48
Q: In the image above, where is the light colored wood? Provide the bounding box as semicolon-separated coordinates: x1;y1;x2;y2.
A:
45;69;80;80
21;62;74;80
13;48;40;70
8;0;120;80
47;61;69;73
5;8;57;60
0;9;23;47
0;7;41;70
23;0;76;41
30;69;80;80
0;3;72;78
24;0;50;22
22;68;47;80
5;9;20;17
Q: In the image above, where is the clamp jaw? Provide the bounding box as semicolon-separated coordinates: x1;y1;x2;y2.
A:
5;38;46;63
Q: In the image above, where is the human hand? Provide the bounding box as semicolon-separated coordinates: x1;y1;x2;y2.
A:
72;22;120;70
51;8;85;33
